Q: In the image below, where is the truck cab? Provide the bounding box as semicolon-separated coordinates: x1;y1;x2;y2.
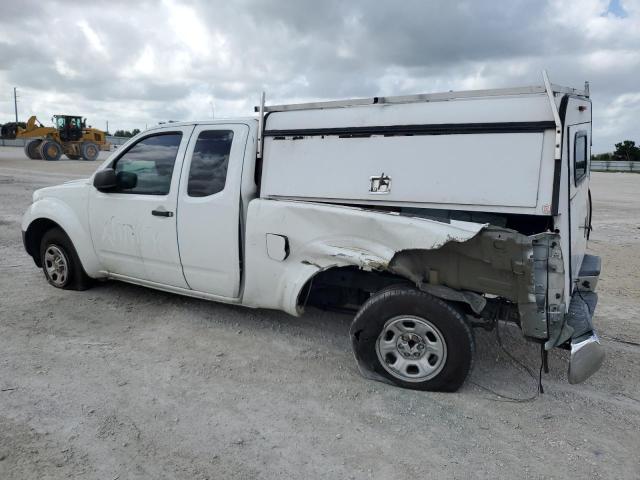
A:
21;73;603;392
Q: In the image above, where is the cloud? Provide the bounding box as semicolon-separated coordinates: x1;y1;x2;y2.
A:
0;0;638;151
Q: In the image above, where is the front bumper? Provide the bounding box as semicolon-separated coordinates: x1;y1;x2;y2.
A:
565;255;605;384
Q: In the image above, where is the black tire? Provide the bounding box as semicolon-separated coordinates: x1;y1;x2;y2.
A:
24;140;43;159
351;286;474;392
39;140;63;161
81;141;99;161
1;123;18;139
39;227;91;291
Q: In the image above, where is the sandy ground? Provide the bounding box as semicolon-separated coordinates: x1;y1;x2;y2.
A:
0;147;638;479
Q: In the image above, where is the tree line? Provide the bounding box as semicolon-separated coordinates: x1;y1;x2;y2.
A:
111;128;141;138
592;140;640;162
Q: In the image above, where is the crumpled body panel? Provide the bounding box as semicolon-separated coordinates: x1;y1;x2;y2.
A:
242;199;486;315
243;199;564;348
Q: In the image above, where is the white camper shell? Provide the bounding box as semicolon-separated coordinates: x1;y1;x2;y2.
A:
262;87;562;215
21;73;604;392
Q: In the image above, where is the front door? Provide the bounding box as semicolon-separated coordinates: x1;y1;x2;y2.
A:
89;126;194;287
176;123;249;297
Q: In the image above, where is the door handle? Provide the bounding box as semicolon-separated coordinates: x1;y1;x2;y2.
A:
152;209;174;217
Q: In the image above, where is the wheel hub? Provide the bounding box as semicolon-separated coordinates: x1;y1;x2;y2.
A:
396;333;427;359
375;315;448;382
44;245;68;287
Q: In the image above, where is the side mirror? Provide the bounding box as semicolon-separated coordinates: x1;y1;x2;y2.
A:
93;169;138;192
116;171;137;190
93;169;117;192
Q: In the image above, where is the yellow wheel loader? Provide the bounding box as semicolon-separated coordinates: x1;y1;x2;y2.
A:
1;115;110;161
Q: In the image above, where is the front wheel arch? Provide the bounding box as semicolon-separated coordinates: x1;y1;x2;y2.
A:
24;218;64;267
39;227;91;290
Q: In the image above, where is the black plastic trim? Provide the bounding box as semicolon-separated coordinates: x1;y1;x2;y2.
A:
550;158;563;216
264;121;556;138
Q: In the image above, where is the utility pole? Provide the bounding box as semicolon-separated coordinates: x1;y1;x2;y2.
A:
13;87;18;123
106;120;109;134
210;100;215;120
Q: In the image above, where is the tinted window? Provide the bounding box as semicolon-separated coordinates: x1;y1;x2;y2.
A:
574;132;587;184
187;130;234;197
114;133;182;195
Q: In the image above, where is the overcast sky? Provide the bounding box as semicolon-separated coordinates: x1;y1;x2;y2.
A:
1;0;638;152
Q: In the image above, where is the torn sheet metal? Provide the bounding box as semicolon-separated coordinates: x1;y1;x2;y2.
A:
242;199;486;315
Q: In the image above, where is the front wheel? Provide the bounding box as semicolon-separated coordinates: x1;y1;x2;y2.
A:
39;140;62;161
351;286;474;392
39;228;91;290
81;141;99;161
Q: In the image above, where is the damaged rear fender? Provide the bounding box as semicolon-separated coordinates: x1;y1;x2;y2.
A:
242;199;486;315
388;227;565;341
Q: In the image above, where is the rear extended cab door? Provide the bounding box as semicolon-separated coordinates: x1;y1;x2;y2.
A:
176;123;251;298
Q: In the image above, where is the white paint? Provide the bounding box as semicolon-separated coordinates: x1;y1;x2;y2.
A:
261;92;558;215
262;133;545;209
555;96;592;309
88;125;194;288
266;94;553;129
242;199;486;315
176;123;250;297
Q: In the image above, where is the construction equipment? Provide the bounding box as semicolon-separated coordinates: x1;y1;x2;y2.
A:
0;115;110;161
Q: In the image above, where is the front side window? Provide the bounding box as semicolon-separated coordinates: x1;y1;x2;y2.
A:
187;130;234;197
114;132;182;195
574;131;588;184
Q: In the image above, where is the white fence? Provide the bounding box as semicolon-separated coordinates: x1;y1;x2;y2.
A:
591;160;640;173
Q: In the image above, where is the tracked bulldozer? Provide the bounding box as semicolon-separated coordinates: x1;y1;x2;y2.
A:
1;115;110;161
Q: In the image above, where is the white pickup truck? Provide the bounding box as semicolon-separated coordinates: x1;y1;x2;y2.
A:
21;73;604;392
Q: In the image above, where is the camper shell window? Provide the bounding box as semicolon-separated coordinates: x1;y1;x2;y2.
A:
574;131;588;184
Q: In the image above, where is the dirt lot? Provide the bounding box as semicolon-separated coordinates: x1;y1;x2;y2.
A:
0;147;639;479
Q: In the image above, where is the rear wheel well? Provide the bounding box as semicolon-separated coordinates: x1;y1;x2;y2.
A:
25;218;64;267
297;266;412;313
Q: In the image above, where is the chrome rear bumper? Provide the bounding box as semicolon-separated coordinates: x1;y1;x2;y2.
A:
565;254;604;384
569;332;605;384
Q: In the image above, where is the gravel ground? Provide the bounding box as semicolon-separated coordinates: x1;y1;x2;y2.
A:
0;147;639;479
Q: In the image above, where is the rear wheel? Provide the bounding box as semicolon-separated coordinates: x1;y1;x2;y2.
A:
39;228;91;290
81;141;99;161
1;123;18;139
351;286;475;392
39;140;63;161
24;139;43;159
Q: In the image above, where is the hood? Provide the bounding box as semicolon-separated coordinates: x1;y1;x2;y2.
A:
32;178;91;203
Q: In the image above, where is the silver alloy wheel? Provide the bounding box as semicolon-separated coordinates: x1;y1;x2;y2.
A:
44;245;69;287
376;315;447;382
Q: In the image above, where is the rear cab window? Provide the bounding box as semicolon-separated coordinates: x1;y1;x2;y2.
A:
187;130;234;197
